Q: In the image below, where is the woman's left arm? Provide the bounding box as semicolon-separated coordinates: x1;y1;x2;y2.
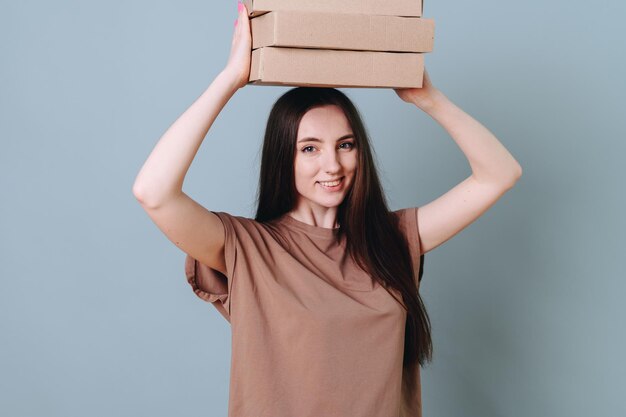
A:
394;70;523;254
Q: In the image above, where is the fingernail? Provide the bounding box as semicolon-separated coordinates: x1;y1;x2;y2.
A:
234;18;238;27
238;2;243;12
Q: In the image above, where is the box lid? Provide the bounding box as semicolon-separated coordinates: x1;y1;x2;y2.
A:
243;0;423;18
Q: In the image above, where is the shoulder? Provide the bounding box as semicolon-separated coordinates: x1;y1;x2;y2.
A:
391;206;421;251
391;207;424;282
211;211;260;228
211;211;281;241
391;207;418;229
392;207;417;217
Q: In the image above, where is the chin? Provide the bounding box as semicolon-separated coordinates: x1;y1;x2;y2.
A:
318;196;346;208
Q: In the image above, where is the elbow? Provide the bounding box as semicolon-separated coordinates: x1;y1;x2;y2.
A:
504;163;523;189
132;183;146;204
477;162;522;190
132;181;181;209
132;182;153;207
513;162;523;181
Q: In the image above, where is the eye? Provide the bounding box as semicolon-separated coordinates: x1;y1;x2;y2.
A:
301;145;316;153
339;141;355;150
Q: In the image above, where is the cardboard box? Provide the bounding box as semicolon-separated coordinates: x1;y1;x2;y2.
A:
249;47;424;88
251;11;434;53
242;0;423;18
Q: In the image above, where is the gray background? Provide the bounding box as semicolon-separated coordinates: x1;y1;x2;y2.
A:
1;0;624;416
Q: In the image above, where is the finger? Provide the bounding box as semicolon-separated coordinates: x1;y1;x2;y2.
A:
234;4;242;35
237;3;247;32
237;1;244;19
239;1;247;16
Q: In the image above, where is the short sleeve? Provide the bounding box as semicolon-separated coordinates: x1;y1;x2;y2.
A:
184;211;238;323
393;207;425;287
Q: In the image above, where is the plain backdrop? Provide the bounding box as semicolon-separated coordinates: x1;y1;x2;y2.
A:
1;1;625;416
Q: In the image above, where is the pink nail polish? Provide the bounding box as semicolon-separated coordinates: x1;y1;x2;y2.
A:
234;18;238;27
238;2;243;12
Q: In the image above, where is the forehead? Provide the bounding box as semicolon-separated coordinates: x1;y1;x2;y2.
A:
297;105;353;139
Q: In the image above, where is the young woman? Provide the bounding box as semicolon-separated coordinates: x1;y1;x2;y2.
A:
133;3;522;416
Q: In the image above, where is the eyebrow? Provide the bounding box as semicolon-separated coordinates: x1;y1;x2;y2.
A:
297;134;355;144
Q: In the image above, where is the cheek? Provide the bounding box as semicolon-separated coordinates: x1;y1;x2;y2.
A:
342;154;358;174
294;159;318;185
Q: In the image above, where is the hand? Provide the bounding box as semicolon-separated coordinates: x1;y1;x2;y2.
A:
394;69;442;111
224;2;252;90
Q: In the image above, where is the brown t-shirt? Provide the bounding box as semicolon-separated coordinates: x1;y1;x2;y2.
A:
184;207;424;417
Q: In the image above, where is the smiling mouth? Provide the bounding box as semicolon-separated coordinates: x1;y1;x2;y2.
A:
317;177;344;189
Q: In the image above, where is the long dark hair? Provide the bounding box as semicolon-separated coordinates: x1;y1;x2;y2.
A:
254;87;433;395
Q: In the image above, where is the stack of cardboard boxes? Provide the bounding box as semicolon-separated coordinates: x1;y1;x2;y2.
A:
244;0;434;88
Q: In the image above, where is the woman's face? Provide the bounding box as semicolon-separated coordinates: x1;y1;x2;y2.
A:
293;105;358;211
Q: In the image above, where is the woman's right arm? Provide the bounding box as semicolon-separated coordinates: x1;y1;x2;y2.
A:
132;2;251;275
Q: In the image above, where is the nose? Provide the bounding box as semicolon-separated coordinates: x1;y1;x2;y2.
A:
322;149;342;174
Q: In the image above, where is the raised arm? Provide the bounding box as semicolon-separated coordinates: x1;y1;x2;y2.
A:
132;3;251;275
394;71;523;254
